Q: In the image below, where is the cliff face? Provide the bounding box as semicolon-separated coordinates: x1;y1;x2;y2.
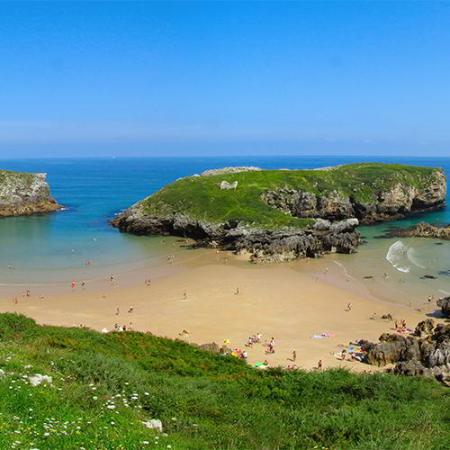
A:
111;164;447;262
0;170;60;217
262;168;446;224
113;206;360;262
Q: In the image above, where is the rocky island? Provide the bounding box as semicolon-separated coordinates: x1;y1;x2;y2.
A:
112;163;446;262
386;222;450;240
0;170;60;217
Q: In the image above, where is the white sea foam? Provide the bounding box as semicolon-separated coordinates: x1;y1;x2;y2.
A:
386;241;411;273
386;240;428;273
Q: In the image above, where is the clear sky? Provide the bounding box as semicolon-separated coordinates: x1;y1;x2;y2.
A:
1;1;450;157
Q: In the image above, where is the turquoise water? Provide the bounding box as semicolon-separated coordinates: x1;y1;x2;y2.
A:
0;156;448;295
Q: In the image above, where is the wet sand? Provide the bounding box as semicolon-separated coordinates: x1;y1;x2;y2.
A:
0;249;440;372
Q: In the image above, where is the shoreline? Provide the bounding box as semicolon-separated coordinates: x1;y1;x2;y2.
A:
0;248;442;372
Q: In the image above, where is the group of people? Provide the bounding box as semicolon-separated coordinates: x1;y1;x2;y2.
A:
245;332;263;347
394;319;409;332
113;322;133;332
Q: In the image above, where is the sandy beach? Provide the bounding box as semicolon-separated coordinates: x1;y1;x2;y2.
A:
0;248;440;372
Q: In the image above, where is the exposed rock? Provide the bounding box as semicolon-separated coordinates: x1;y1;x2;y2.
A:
414;319;435;337
219;180;238;190
113;208;361;263
261;169;446;225
143;419;163;433
385;222;450;240
198;342;232;355
201;166;261;176
362;317;450;383
28;374;53;386
437;296;450;317
0;170;60;217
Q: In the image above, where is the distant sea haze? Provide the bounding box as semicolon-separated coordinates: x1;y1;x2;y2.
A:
0;155;448;302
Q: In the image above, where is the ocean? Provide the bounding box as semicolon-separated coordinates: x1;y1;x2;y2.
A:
0;155;449;304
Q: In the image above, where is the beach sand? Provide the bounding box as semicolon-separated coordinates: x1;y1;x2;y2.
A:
0;248;440;372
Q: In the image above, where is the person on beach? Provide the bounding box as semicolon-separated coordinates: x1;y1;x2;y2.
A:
183;291;187;300
267;337;275;354
317;360;323;370
128;306;134;313
255;332;262;343
234;287;240;295
71;280;76;289
115;307;120;316
345;302;352;312
26;289;31;297
291;350;296;362
246;337;253;347
81;281;86;288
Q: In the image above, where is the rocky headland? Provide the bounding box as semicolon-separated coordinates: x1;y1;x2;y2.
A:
385;222;450;240
0;170;60;217
360;297;450;385
112;163;446;262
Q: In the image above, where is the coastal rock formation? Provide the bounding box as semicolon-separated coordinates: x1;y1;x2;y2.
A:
262;168;446;224
362;318;450;384
0;170;60;217
385;222;450;240
437;296;450;317
113;206;360;262
112;163;447;262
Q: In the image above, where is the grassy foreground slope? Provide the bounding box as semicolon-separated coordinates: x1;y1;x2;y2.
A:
0;314;449;450
139;163;441;229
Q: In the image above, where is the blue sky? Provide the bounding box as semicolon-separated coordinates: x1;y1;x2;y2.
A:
1;1;449;157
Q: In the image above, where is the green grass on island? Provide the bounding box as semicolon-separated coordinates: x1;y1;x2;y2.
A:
140;163;442;230
0;313;449;450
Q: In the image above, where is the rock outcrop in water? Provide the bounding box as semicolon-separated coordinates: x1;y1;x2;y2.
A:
112;164;446;262
362;317;450;384
0;170;60;217
386;222;450;240
113;207;360;262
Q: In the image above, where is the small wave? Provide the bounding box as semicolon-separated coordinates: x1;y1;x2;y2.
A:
386;241;411;273
406;247;426;269
332;260;354;279
438;289;450;296
386;240;428;273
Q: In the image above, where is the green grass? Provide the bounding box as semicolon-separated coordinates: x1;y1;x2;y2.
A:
139;163;442;229
0;313;448;449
